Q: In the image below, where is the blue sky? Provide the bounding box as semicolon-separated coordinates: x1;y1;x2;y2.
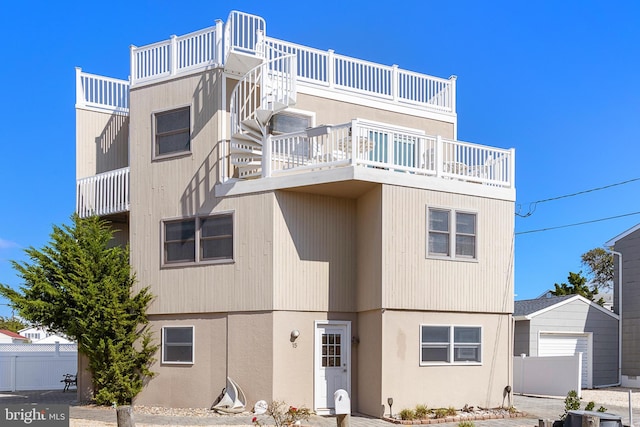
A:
1;1;639;318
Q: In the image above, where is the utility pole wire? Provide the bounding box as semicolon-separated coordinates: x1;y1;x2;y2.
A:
516;211;640;235
516;177;640;218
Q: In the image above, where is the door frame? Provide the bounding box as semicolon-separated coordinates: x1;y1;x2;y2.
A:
314;320;351;414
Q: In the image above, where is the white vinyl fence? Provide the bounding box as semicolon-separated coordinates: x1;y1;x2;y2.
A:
0;343;77;392
513;353;582;398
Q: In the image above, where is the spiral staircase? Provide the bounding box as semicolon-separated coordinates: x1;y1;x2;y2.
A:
227;36;297;179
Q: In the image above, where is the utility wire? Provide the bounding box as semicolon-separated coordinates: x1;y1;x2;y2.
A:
516;211;640;235
516;177;640;218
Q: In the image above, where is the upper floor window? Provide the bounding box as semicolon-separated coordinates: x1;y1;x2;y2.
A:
162;326;194;364
420;325;482;365
163;212;233;266
427;208;477;260
269;112;312;135
154;106;190;158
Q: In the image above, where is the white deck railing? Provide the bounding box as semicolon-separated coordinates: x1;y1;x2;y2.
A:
76;167;130;218
268;119;514;188
263;37;456;113
75;68;129;112
124;11;455;113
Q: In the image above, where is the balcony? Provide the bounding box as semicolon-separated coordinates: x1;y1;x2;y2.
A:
265;119;513;188
76;167;130;218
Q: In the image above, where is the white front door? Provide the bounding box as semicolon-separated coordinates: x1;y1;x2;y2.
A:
314;321;350;414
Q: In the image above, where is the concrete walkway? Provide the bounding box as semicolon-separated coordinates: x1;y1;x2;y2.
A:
0;390;634;427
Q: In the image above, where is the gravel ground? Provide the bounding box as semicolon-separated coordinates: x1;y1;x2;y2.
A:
580;387;640;408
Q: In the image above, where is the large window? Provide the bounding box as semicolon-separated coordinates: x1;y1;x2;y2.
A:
427;208;477;260
420;325;482;365
162;326;194;364
163;213;233;265
154;106;190;157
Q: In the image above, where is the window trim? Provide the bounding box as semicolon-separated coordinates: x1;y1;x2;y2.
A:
161;211;235;267
152;104;192;161
161;325;195;365
419;324;483;366
426;207;478;261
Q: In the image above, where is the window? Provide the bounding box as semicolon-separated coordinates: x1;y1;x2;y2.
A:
427;208;476;259
163;213;233;265
162;326;194;364
154;107;190;157
269;111;312;135
420;325;482;365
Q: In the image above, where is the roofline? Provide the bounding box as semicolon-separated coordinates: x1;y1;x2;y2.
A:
605;222;640;247
516;295;619;321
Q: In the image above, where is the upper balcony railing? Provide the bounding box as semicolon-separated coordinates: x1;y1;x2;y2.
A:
267;119;514;189
76;167;130;218
124;11;454;114
76;68;129;113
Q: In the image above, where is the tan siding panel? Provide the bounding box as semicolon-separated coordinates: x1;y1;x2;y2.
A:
292;92;455;139
272;192;356;312
356;187;383;311
381;185;514;313
129;70;275;314
76;109;129;178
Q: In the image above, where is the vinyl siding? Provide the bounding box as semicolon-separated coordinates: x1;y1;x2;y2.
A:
272;191;356;312
513;320;530;356
292;92;455;139
526;299;618;387
614;228;640;376
380;185;514;313
129;70;276;314
76;108;129;178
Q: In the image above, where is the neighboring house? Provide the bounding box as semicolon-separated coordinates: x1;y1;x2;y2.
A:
606;223;640;388
0;329;29;344
513;295;619;389
74;11;516;416
18;327;74;344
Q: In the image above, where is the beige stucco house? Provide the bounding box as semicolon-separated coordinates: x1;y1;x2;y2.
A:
75;11;516;417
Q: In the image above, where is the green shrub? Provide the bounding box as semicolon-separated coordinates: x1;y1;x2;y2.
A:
598;406;607;413
561;390;581;420
585;401;595;411
458;421;475;427
446;406;458;416
434;408;449;419
399;408;416;420
415;404;429;419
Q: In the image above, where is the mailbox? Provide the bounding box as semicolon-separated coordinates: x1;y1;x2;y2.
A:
334;389;351;415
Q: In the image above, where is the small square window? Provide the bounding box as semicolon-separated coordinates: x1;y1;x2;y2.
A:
155;107;190;157
162;326;194;364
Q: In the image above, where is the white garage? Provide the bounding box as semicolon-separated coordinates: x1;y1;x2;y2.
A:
539;332;591;389
514;294;619;389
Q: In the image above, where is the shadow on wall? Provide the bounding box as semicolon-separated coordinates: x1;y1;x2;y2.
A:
181;70;224;216
95;113;129;174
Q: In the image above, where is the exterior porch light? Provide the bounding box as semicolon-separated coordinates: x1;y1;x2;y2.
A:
290;329;300;341
387;397;393;418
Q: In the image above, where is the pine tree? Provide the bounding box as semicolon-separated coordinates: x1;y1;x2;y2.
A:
0;215;156;405
551;271;605;306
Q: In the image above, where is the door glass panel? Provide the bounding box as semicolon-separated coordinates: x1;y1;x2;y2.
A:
321;333;342;367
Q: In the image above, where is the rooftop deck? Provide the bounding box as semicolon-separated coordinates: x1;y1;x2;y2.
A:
75;11;514;218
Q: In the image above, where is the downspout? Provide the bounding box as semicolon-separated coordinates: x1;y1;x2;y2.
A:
611;250;623;387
